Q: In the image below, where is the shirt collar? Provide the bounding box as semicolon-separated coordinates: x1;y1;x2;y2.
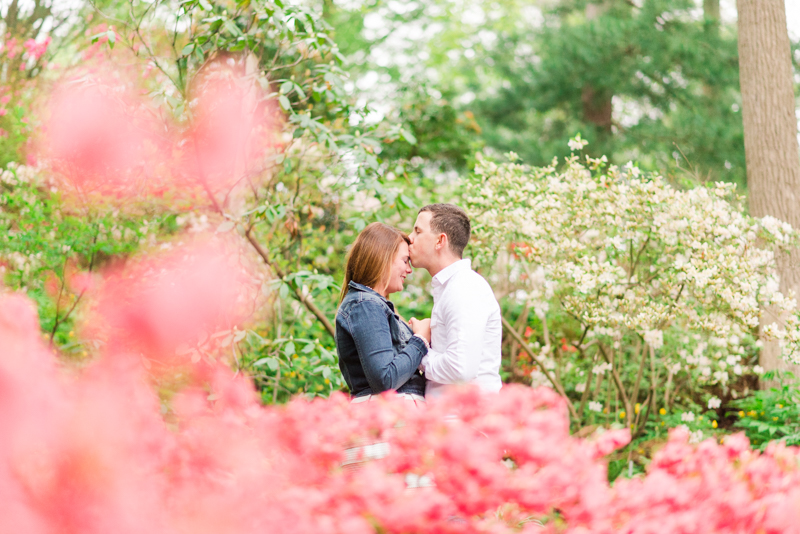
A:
432;258;471;287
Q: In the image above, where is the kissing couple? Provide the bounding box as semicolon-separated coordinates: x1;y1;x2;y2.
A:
335;203;502;406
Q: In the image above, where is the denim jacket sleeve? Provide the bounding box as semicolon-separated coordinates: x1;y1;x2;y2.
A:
345;299;428;393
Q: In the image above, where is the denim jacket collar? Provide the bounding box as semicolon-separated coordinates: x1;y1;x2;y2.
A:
346;281;395;311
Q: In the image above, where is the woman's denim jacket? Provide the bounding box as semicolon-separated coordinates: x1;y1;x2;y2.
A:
336;281;427;398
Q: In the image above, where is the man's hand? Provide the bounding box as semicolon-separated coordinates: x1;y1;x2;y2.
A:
409;317;431;344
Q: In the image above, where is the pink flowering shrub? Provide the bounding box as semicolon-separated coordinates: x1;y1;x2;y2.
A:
3;264;800;533
24;37;51;61
41;59;273;202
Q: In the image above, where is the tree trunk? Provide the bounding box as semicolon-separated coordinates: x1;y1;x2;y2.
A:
704;0;720;37
582;1;614;132
703;0;720;25
738;0;800;382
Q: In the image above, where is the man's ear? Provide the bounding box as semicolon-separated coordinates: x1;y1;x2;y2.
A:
436;233;448;251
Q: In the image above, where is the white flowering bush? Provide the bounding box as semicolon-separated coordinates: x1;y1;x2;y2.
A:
463;138;800;435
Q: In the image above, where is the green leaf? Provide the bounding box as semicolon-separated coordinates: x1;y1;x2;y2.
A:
216;221;235;233
181;44;195;57
223;20;243;36
279;283;289;300
278;95;292;111
283;341;296;358
399;194;418;209
254;357;279;371
106;31;116;48
399;128;416;145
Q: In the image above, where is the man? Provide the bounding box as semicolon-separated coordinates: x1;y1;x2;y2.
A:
408;203;502;397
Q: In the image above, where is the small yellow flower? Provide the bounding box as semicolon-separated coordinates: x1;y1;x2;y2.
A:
773;417;779;422
777;404;784;409
659;408;666;415
699;416;704;421
603;408;608;414
712;420;718;429
619;411;626;419
739;411;745;417
635;403;641;414
324;378;330;385
630;424;635;429
68;331;74;338
748;410;758;417
661;421;665;426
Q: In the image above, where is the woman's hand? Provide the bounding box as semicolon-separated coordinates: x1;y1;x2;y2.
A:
408;317;431;344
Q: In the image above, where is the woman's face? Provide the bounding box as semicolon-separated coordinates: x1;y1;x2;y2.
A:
382;242;412;296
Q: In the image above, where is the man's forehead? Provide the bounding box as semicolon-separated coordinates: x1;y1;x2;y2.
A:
414;211;433;229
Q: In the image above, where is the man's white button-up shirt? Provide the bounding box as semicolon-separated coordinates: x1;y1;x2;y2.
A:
421;258;502;397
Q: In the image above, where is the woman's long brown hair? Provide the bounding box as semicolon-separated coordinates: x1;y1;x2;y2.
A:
339;223;410;303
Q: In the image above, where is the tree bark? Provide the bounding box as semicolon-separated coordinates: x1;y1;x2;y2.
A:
581;1;614;132
704;0;720;38
703;0;720;25
738;0;800;382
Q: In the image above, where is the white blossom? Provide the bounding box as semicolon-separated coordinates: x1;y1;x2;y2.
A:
588;401;603;413
644;330;664;350
707;397;721;409
465;152;800;382
568;134;589;152
592;362;613;375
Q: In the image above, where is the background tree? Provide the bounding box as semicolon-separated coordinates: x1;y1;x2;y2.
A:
332;0;754;184
737;0;800;378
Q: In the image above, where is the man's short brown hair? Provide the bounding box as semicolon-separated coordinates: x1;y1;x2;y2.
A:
419;203;471;257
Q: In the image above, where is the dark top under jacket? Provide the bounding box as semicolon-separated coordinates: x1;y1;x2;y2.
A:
336;281;427;398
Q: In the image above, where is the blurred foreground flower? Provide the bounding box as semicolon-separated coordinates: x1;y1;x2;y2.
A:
4;272;800;533
40;58;275;206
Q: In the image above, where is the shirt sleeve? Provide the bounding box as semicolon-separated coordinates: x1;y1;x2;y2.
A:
346;299;428;393
422;286;491;385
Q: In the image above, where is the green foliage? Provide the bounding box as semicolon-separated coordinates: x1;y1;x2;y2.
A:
0;107;31;169
331;0;780;186
729;372;800;450
0;164;175;350
242;331;346;403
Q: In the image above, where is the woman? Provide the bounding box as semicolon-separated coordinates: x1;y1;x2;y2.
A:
336;222;430;403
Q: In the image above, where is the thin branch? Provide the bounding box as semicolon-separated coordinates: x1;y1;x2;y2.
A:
597;343;632;421
630;236;651;279
627;337;648;421
246;226;335;338
502;315;579;421
577;350;596;418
